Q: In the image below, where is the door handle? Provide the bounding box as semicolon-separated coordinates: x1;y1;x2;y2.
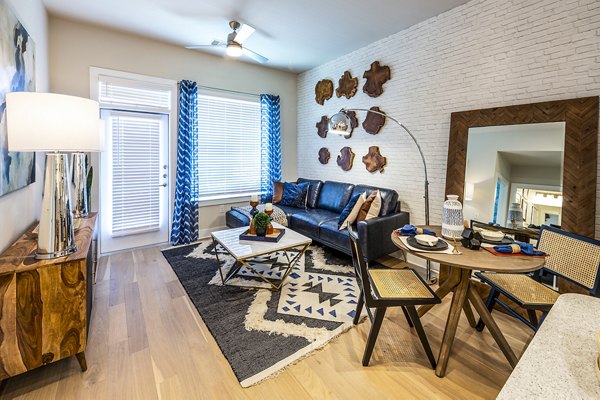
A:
158;183;167;187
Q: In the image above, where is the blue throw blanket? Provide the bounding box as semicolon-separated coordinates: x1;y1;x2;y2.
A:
493;242;546;256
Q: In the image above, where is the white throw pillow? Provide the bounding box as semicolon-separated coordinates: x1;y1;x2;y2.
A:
339;193;367;230
365;190;382;220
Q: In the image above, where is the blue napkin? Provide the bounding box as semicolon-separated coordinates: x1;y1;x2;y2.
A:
493;242;546;256
397;224;436;237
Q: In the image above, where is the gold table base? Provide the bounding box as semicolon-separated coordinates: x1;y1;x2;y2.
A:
212;238;310;291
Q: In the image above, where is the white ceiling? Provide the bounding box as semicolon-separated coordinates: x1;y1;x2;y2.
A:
498;151;564;168
42;0;470;73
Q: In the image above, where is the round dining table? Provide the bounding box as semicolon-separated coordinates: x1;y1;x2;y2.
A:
391;226;545;377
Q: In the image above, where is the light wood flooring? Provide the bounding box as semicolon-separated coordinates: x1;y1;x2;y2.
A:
0;246;533;399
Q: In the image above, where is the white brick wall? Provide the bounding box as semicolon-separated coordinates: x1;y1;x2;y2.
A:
297;0;600;236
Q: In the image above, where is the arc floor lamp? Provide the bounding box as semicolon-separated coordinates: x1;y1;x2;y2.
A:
329;108;435;284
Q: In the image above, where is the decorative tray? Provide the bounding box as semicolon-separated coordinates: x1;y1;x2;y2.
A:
240;228;285;243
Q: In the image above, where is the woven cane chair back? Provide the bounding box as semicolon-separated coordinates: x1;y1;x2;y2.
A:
538;226;600;291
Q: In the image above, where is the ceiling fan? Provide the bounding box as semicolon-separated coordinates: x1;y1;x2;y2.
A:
186;20;268;64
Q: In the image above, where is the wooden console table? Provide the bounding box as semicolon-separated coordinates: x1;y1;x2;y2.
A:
0;214;97;380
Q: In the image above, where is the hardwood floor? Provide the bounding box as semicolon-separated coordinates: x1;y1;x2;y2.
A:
0;246;532;399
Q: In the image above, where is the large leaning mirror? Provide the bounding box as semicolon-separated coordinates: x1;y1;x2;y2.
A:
444;96;599;294
463;122;565;237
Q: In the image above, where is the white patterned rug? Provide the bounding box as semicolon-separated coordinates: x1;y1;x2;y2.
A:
162;241;366;387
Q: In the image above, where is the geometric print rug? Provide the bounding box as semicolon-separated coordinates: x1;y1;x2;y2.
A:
161;241;367;387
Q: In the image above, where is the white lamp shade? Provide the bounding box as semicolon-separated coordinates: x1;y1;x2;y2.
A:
6;92;102;152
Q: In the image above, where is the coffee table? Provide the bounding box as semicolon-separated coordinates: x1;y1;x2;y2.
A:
211;223;312;290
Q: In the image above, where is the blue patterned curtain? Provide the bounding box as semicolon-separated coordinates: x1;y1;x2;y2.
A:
260;94;282;202
171;80;199;245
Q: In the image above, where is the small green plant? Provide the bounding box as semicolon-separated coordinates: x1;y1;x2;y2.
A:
253;212;270;233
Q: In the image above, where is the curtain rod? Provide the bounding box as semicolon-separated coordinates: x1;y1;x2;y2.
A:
179;82;260;97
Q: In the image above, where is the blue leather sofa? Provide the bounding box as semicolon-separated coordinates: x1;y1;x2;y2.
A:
225;178;410;262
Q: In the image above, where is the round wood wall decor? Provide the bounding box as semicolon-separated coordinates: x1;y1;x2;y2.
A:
363;61;391;98
343;111;359;139
318;148;330;164
315;79;333;105
337;147;355;171
362;146;387;173
362;106;386;134
316;116;328;138
335;71;359;99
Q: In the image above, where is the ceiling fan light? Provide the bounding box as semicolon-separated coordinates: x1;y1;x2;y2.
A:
226;42;243;57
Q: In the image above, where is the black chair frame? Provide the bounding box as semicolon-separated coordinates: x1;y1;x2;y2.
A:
348;226;440;368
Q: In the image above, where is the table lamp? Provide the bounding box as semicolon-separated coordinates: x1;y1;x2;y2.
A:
6;92;101;259
72;120;104;218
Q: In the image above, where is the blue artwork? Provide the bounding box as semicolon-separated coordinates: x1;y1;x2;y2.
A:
0;0;36;197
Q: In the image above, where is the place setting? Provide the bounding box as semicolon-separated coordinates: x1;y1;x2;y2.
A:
470;228;547;258
394;224;459;255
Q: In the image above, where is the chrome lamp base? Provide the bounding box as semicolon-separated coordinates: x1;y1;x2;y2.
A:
36;153;77;259
72;152;89;218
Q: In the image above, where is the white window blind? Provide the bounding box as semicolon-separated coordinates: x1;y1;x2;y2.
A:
109;112;163;237
197;92;261;201
98;75;172;113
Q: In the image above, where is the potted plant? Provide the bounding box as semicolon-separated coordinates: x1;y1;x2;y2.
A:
253;212;270;237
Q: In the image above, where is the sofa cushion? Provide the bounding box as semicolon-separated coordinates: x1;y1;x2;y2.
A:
272;181;284;204
338;193;366;230
279;182;310;208
290;209;339;237
297;178;323;208
352;184;398;217
274;204;303;226
319;219;351;249
315;181;355;213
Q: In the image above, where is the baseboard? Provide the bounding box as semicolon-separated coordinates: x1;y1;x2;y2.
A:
198;225;228;240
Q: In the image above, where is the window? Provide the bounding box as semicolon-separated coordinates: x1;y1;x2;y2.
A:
196;91;262;202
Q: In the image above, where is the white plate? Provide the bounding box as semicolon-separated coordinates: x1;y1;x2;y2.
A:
481;229;504;242
415;234;438;247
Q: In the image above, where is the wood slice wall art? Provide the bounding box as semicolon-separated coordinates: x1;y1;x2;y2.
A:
316;116;328;138
362;107;386;134
318;148;330;164
335;71;358;99
362;146;387;173
363;61;391;98
343;111;359;139
337;147;355;171
315;79;333;105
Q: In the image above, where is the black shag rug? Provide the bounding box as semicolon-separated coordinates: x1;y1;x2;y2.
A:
161;240;364;387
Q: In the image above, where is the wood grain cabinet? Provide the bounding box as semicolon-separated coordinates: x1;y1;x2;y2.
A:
0;214;97;380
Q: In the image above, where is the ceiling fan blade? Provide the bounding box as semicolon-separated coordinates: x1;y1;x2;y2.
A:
234;23;255;44
185;42;225;49
243;47;268;64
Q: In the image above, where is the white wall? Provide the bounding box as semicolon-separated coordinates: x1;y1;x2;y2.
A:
48;16;298;238
0;0;48;252
297;0;600;237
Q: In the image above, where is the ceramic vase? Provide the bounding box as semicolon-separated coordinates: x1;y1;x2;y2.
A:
506;202;523;229
442;194;464;239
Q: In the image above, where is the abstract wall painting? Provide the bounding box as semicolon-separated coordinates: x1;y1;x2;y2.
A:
0;0;36;197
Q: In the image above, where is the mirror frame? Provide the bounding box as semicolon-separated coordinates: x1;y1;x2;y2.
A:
445;96;599;238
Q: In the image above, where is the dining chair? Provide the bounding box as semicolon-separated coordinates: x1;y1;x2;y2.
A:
348;226;440;368
475;224;600;331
